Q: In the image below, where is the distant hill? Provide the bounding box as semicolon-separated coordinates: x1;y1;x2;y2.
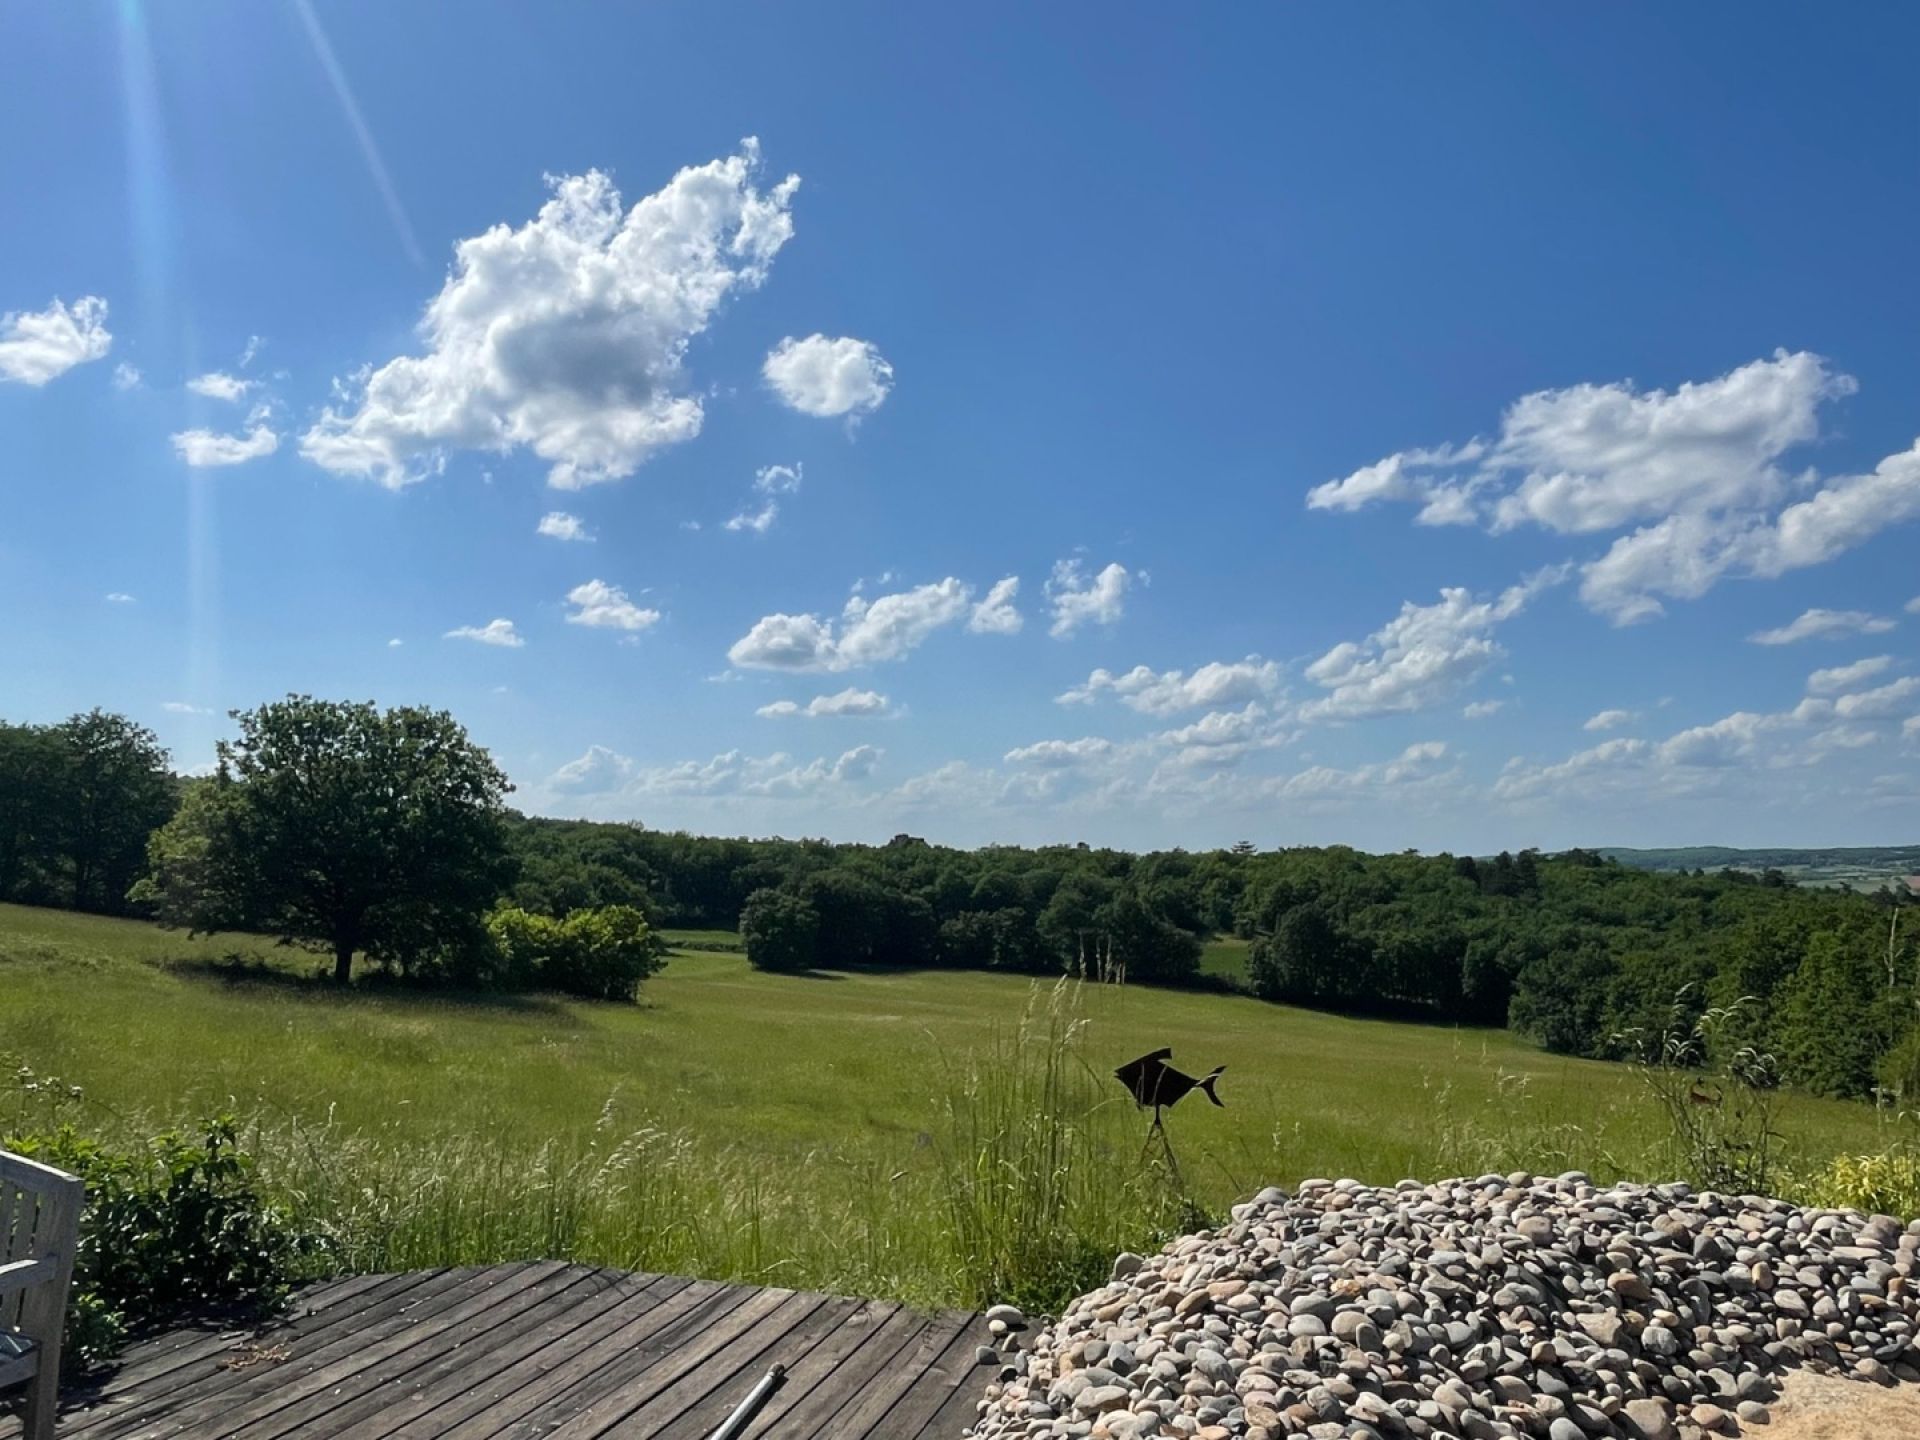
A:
1599;844;1920;890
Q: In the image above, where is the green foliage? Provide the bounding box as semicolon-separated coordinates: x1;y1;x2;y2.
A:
1626;994;1785;1195
5;1072;316;1371
0;711;175;914
134;696;515;984
482;903;667;1001
1794;1146;1920;1221
739;887;819;972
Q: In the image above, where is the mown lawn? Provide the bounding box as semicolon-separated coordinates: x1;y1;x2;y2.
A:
0;902;1898;1305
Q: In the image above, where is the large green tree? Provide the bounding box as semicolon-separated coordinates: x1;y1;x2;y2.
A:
135;696;515;983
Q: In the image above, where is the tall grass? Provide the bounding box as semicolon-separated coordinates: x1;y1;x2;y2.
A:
928;982;1199;1310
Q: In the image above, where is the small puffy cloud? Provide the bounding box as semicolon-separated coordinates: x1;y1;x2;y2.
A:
724;501;778;534
757;687;892;719
1748;608;1898;645
724;462;803;534
1807;656;1894;695
239;335;263;368
728;578;971;671
548;744;635;795
187;371;253;402
537;511;593;542
302;142;798;490
162;701;212;715
170;425;281;467
1462;699;1506;720
1908;596;1920;615
763;335;893;418
445;618;524;647
104;592;136;604
968;576;1022;635
112;362;143;391
754;462;802;494
1830;676;1920;722
620;745;881;797
387;638;403;647
1298;568;1562;722
564;579;659;632
1158;704;1275;752
1058;657;1283;715
1045;559;1131;638
0;295;112;385
1004;737;1116;768
1584;708;1637;732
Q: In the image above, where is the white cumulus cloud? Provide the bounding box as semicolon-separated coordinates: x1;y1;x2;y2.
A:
1298;569;1563;723
757;687;892;719
564;579;659;632
1058;657;1283;715
445;618;524;648
728;578;971;671
302;141;799;490
0;295;112;385
762;335;893;418
1747;608;1898;645
1584;708;1638;732
1046;559;1131;638
548;744;636;795
187;371;254;402
1004;737;1116;768
968;576;1023;635
537;511;592;542
170;425;281;467
1807;656;1894;696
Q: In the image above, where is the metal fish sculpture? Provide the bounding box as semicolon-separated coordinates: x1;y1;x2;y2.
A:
1115;1047;1225;1124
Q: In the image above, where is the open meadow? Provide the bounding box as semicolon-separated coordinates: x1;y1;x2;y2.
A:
0;901;1900;1312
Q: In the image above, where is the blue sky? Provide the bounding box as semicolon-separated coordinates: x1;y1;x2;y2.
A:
3;3;1917;852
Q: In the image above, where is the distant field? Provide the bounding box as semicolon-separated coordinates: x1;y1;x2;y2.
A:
1602;844;1920;891
1199;934;1251;986
660;927;746;951
0;902;1899;1307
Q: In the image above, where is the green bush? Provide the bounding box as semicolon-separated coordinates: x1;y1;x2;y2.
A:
482;903;666;1002
1794;1149;1920;1221
5;1117;318;1372
739;888;820;972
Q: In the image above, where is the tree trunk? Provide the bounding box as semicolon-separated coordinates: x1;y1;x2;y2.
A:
333;939;354;985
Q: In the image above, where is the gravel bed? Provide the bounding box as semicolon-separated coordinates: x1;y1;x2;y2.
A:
967;1173;1920;1440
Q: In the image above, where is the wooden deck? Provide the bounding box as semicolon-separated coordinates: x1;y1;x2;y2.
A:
4;1264;998;1440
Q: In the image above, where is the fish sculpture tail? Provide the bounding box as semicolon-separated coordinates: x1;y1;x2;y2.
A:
1199;1065;1226;1107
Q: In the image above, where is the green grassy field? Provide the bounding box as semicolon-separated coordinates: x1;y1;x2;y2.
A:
0;902;1899;1308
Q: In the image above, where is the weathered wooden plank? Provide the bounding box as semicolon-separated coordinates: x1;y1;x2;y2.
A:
724;1298;902;1440
907;1333;1000;1440
756;1303;931;1440
420;1276;739;1440
863;1317;992;1440
561;1287;838;1439
68;1271;432;1413
325;1268;673;1440
647;1295;868;1440
58;1270;471;1440
518;1286;813;1440
816;1311;973;1440
71;1266;527;1440
216;1263;594;1440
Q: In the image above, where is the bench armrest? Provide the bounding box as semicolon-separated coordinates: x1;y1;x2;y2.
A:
0;1257;57;1298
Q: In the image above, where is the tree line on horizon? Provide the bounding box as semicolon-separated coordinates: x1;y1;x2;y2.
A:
2;698;1916;1100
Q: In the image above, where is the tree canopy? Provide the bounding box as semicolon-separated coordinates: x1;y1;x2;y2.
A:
135;696;515;983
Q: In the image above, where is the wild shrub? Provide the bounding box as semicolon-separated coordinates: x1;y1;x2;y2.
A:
482;903;666;1001
5;1072;318;1371
1624;990;1784;1195
739;888;820;972
1794;1146;1920;1221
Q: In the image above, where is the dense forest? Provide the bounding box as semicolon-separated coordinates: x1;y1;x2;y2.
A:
4;705;1918;1101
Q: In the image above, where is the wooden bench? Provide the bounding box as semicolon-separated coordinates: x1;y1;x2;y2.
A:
1;1151;83;1440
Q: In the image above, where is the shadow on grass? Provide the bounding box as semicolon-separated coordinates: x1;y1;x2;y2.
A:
165;955;571;1015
